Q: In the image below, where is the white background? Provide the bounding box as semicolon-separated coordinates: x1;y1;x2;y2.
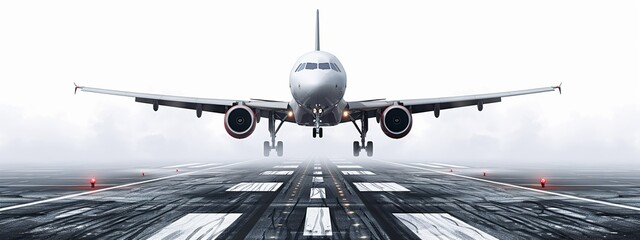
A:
1;1;638;168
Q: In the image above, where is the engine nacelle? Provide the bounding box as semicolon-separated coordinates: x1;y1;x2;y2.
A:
224;105;256;139
380;105;412;139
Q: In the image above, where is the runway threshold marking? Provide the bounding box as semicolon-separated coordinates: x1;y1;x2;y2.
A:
394;213;497;240
0;161;252;213
354;182;410;192
226;182;283;192
380;160;640;212
342;171;375;175
148;213;242;240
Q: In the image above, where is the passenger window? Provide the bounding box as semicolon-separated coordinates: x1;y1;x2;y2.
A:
319;63;330;70
296;63;305;72
330;63;341;72
305;62;318;70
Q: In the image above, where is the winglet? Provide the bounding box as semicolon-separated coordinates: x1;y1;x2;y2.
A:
74;82;81;95
315;9;320;51
554;82;562;95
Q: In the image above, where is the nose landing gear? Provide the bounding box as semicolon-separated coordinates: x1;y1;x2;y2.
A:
312;106;324;138
312;127;323;138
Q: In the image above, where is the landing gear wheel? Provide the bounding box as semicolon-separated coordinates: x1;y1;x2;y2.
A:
263;141;270;157
353;141;360;157
318;128;323;138
312;128;317;138
366;141;373;157
276;141;283;157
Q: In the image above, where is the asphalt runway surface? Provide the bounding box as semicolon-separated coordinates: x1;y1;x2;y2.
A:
0;158;639;239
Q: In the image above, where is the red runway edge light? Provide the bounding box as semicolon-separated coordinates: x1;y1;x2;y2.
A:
90;178;96;188
540;178;547;188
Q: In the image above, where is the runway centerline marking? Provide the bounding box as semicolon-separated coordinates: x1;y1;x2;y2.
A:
0;160;252;213
310;188;326;199
304;207;332;236
312;177;324;183
379;160;640;212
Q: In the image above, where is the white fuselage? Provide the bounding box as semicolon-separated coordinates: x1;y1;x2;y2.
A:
289;51;347;126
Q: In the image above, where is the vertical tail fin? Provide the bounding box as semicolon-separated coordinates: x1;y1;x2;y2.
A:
315;9;320;51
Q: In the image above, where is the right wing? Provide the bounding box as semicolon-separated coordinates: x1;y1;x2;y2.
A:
346;84;561;120
75;84;291;119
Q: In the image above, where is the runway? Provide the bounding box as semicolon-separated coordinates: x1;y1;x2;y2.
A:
0;158;639;239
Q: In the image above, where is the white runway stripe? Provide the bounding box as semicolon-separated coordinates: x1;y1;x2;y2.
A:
273;165;299;169
381;160;640;212
313;171;323;175
226;182;282;192
260;171;294;176
354;182;410;192
304;207;332;236
314;167;321;170
394;213;497;240
0;161;251;213
310;188;326;199
162;163;202;169
415;163;445;169
55;207;92;219
148;213;242;240
342;171;375;175
430;163;469;169
188;163;221;168
312;177;324;183
336;165;362;169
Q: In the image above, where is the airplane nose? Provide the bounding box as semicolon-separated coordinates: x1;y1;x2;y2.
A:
297;72;336;107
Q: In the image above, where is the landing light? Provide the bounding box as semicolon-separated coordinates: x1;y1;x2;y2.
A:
288;111;293;117
343;111;349;117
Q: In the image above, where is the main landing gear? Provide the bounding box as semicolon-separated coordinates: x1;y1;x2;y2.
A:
351;113;373;157
264;112;285;157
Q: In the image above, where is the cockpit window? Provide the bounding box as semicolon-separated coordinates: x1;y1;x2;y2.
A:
318;62;330;70
330;63;341;72
305;62;318;70
295;63;305;72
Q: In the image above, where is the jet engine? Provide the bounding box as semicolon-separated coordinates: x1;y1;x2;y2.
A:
380;105;412;139
224;105;256;139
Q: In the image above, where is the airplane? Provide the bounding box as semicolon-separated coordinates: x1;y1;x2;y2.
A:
75;10;561;157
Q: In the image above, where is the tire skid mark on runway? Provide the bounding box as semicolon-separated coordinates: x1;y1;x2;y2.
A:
0;161;252;213
380;160;640;212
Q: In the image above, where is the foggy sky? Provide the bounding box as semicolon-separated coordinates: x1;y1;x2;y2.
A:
0;1;638;168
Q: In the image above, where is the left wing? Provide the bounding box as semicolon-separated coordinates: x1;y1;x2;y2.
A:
346;84;561;120
75;84;290;119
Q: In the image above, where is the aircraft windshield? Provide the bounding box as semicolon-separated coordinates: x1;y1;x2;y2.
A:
318;63;330;70
297;62;340;72
305;63;318;70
